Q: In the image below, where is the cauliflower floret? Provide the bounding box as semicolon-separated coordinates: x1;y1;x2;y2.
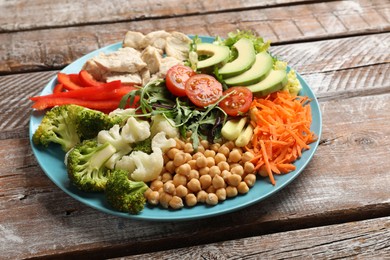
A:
121;117;151;143
97;124;133;169
116;149;164;182
151;132;176;153
150;114;179;138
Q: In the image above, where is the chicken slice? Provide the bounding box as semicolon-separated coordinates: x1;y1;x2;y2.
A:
141;46;162;74
123;31;145;49
82;60;108;81
140;30;171;51
93;47;147;73
165;31;191;61
104;72;142;85
157;56;184;78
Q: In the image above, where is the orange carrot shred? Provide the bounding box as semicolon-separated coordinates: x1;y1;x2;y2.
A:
245;90;316;185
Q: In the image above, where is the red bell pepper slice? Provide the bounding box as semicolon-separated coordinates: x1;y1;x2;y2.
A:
32;98;124;111
30;80;123;102
68;73;83;86
53;83;64;93
79;70;105;87
57;73;83;90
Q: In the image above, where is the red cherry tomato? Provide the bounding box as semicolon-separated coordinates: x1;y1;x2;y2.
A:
219;87;253;116
166;65;196;96
185;74;223;107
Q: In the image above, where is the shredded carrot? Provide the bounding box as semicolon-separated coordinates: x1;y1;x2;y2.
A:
246;90;316;185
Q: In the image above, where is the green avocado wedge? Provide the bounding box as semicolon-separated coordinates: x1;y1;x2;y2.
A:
224;51;273;86
196;43;230;70
246;69;288;97
218;38;256;78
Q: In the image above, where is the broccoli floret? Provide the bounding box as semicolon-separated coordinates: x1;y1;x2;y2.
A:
76;106;121;140
33;105;80;152
105;169;148;214
67;139;116;192
33;104;121;152
132;137;152;154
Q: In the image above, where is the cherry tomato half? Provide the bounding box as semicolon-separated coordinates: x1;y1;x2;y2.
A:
185;74;223;107
219;87;253;116
166;65;196;97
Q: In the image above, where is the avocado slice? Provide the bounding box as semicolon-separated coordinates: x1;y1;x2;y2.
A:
224;51;273;86
246;69;288;97
218;38;256;78
196;43;230;70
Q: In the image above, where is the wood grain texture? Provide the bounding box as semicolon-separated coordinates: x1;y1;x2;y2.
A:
1;91;389;259
1;0;389;73
124;216;390;259
0;0;312;32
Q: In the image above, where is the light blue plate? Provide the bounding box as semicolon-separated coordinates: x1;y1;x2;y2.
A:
29;36;322;221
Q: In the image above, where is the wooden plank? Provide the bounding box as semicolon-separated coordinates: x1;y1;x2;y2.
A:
1;92;390;259
0;0;312;32
124;216;390;259
1;0;389;73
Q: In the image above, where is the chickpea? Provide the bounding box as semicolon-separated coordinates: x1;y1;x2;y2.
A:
174;137;185;150
218;145;230;157
244;174;257;187
227;173;242;187
244;161;255;174
196;145;205;153
187;178;201;193
150;180;163;191
259;165;268;177
187;159;197;170
206;157;215;168
231;165;244;177
173;174;187;187
167;148;179;160
210;143;221;152
206;185;216;194
218;161;230;172
163;154;170;164
144;188;152;198
163;181;176;194
147;191;160;205
221;170;232;181
185;194;197;207
237;181;249;194
216;188;226;201
183;143;194;154
169;196;184;209
228;149;242;163
175;185;188;198
209;165;221;178
197;190;208;203
200;140;209;149
192;152;203;160
173;152;186;167
241;151;255;163
161;172;173;183
188;169;200;180
204;149;216;158
198;166;210;176
184;153;192;163
214;153;227;164
226;186;238;198
176;163;191;176
165;161;175;174
224;141;235;150
212;174;225;189
159;192;173;208
196;155;207;168
199;174;212;190
206;193;218;206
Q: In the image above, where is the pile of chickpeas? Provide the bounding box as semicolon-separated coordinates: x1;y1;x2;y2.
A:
144;138;257;209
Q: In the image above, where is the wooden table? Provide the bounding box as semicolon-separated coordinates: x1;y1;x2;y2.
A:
1;0;389;259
